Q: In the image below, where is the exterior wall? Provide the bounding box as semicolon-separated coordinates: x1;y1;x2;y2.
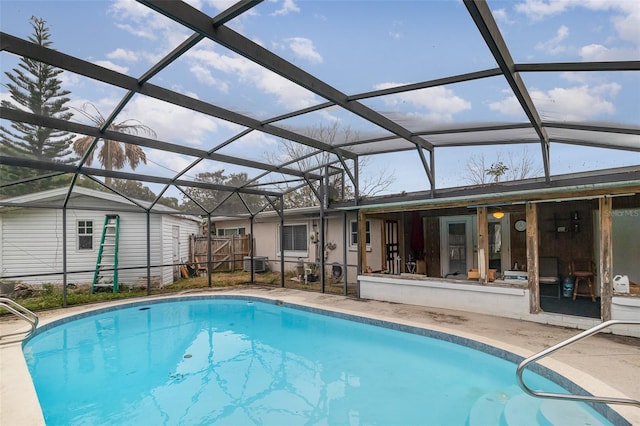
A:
612;296;640;318
358;275;640;338
160;215;200;285
0;206;199;287
212;212;383;282
359;275;530;319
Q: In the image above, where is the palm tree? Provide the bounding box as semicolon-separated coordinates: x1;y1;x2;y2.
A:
73;103;155;186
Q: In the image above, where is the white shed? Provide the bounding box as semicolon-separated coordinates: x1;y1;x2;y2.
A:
0;187;202;288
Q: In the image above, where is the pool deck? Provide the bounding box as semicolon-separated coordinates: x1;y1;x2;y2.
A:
1;286;639;425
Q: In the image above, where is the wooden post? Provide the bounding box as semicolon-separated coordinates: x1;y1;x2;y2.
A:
526;202;540;313
358;210;367;274
600;196;613;321
477;207;489;284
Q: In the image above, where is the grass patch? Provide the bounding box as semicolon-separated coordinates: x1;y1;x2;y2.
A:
1;271;355;314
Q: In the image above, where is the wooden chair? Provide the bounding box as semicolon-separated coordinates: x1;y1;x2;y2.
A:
194;255;208;276
539;257;560;298
570;259;596;302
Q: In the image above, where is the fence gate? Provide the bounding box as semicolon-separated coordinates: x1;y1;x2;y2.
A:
191;234;251;272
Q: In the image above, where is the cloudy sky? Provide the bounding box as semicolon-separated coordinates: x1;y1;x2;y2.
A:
1;0;639;196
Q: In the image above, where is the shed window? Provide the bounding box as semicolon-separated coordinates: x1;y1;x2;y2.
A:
78;220;93;250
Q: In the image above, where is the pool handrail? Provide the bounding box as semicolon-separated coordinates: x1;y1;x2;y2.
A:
516;319;640;406
0;297;39;344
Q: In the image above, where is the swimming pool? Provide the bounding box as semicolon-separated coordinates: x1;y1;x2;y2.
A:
24;296;618;425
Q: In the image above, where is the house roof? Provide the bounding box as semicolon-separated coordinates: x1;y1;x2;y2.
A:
1;1;638;216
0;186;201;221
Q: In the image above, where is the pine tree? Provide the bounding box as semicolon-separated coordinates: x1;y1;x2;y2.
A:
1;16;76;181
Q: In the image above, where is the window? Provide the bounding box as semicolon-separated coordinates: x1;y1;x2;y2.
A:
350;220;371;248
78;220;93;250
217;227;245;236
281;224;308;255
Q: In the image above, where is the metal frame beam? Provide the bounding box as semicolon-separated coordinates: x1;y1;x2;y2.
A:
0;32;356;160
464;0;551;182
138;1;436;161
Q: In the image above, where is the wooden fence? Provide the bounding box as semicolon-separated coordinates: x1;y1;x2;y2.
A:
190;234;252;272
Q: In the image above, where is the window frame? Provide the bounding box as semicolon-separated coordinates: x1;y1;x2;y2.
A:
77;219;94;251
349;220;371;251
216;227;246;236
279;223;308;257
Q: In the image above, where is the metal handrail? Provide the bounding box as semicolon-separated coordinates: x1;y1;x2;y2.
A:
516;319;640;406
0;297;39;344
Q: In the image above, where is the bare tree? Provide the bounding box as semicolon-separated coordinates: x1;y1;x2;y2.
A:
265;122;395;208
464;147;542;185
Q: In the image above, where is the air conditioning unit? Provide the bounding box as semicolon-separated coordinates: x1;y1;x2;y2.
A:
243;256;268;273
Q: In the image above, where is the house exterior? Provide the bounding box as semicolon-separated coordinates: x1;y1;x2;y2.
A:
215;170;640;337
348;172;640;337
212;207;384;285
0;187;201;288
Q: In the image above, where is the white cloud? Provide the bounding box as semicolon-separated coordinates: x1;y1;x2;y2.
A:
107;48;139;62
104;0;195;72
492;8;515;25
235;130;277;147
272;0;300;16
109;0;190;44
488;90;523;117
514;1;640;64
612;6;640;45
515;0;640;47
190;64;230;92
188;46;318;110
120;96;221;146
490;84;620;121
389;21;403;39
515;0;569;20
93;60;129;74
579;43;640;61
286;37;323;64
374;83;471;122
255;70;317;110
145;150;194;176
535;25;569;55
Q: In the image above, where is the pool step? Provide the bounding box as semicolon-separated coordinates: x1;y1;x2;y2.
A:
539;399;606;425
467;385;520;426
468;388;609;426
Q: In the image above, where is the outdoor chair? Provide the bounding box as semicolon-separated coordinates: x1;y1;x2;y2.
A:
570;259;596;302
539;257;560;298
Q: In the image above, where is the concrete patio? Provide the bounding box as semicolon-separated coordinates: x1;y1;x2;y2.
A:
1;286;639;425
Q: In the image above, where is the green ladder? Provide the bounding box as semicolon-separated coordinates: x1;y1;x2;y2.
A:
92;214;120;293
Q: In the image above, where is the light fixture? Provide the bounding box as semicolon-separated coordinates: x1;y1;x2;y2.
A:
492;209;505;219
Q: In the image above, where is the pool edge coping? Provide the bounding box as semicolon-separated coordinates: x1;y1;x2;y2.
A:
5;290;638;426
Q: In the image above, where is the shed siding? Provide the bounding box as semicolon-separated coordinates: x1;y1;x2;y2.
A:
159;215;201;285
0;207;199;287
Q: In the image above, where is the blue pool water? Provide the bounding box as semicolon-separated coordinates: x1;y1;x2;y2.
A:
24;297;616;425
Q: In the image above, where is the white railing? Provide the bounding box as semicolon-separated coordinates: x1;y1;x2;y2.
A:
516;319;640;406
0;297;39;344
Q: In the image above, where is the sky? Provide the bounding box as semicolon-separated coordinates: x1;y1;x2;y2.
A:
1;0;639;198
